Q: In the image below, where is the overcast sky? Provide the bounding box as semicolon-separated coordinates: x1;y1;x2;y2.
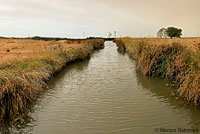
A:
0;0;200;38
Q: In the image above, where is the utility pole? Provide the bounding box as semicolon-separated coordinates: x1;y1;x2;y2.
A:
83;32;85;38
114;31;116;38
108;32;112;38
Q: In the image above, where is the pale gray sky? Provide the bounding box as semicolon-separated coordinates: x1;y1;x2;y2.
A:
0;0;200;38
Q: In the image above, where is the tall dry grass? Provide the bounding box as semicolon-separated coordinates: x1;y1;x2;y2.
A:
115;37;200;106
0;38;104;120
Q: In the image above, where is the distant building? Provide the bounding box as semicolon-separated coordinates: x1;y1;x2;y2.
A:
157;28;169;38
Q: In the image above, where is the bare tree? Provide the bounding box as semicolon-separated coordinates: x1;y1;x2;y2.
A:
157;28;168;38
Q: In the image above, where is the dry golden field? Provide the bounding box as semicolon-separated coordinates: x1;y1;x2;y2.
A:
118;37;200;53
0;38;91;66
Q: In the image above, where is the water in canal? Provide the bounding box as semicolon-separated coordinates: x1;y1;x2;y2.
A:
1;41;200;134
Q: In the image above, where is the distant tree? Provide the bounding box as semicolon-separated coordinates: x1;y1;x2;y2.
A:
157;28;168;38
166;27;182;38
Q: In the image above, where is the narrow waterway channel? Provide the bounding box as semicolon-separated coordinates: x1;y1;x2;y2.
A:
2;41;200;134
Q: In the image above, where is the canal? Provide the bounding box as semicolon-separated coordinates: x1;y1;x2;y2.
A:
1;41;200;134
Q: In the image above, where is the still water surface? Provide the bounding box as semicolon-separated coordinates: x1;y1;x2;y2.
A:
2;41;200;134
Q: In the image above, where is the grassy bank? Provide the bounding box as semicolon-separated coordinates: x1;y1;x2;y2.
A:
0;38;104;120
115;37;200;106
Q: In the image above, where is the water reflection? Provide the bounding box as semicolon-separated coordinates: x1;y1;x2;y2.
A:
0;115;35;134
136;63;200;129
47;59;90;88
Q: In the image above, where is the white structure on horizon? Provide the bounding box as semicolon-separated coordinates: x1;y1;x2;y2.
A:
108;32;112;38
157;28;169;38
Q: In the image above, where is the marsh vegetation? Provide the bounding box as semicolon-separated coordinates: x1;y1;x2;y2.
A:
115;37;200;106
0;38;104;120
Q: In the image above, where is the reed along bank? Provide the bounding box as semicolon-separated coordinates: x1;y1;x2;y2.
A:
115;37;200;106
0;38;104;120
